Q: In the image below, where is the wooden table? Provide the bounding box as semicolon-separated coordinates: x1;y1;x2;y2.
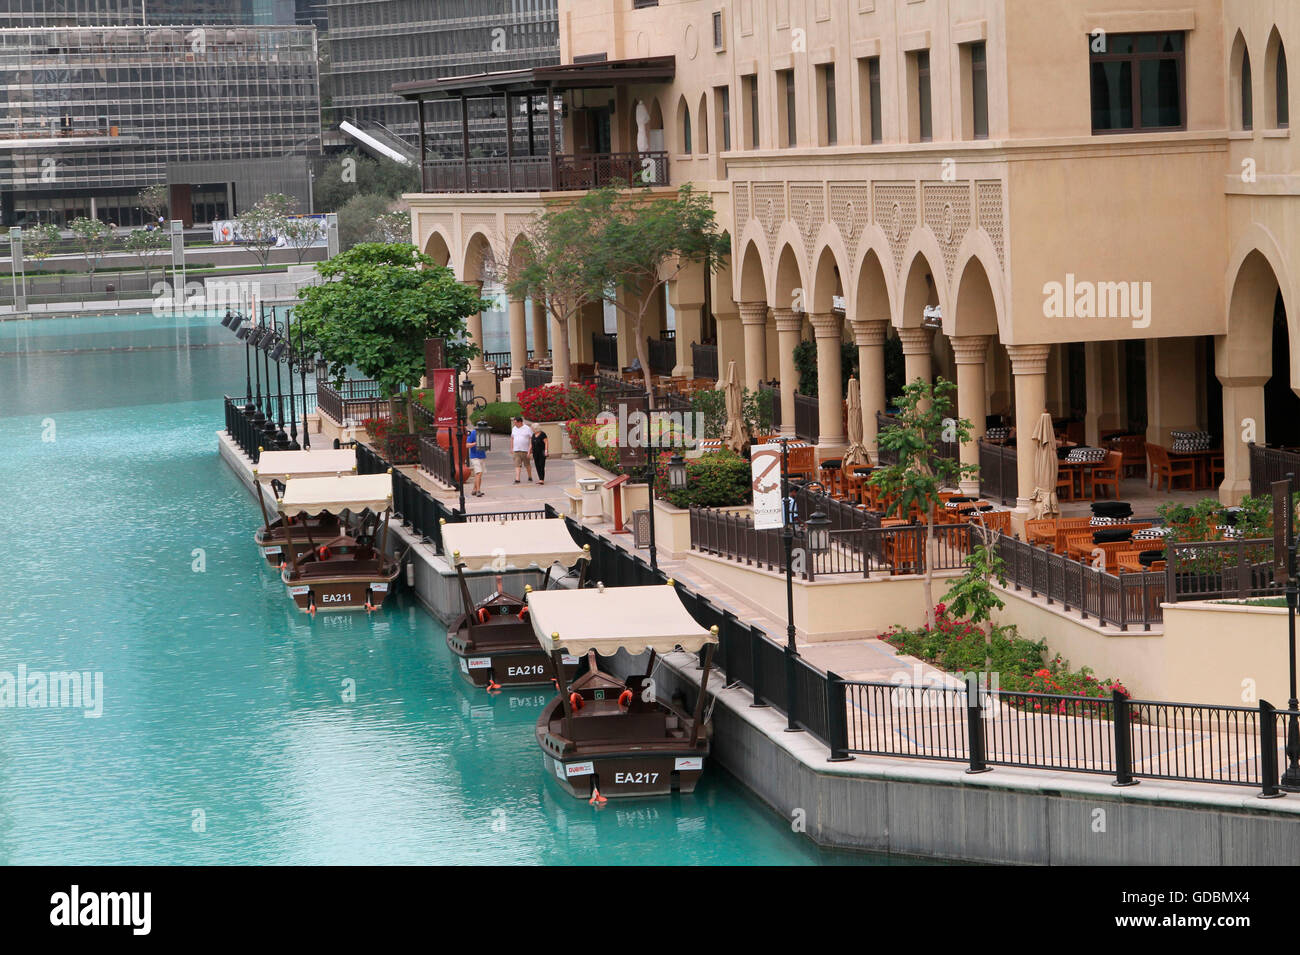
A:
1166;448;1221;490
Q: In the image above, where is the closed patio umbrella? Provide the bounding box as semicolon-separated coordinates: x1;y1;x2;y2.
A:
842;376;869;467
1029;411;1060;519
718;360;750;453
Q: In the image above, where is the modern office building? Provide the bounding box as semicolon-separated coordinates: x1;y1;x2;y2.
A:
0;23;321;226
325;0;560;156
406;0;1300;513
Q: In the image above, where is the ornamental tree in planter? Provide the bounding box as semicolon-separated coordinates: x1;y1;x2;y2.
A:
296;242;488;437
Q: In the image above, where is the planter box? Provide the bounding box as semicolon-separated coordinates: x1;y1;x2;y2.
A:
533;420;575;458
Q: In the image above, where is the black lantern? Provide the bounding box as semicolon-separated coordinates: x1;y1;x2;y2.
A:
460;376;476;406
806;510;831;554
475;419;492;451
668;452;687;491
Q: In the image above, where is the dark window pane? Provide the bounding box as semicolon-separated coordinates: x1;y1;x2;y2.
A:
868;57;882;143
1242;51;1253;130
1278;44;1290;128
1090;60;1133;130
917;51;932;142
971;42;988;139
1140;58;1182;127
1099;34;1134;55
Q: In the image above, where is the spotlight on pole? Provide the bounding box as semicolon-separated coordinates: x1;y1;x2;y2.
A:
221;310;235;328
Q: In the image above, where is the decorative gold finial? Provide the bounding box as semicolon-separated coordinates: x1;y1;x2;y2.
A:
710;625;719;635
524;584;533;593
666;578;675;586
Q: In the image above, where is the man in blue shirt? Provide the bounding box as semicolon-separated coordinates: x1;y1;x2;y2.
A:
468;424;487;497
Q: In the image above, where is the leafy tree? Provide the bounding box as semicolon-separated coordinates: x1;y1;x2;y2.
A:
370;209;411;244
68;217;114;287
137;183;170;224
587;184;730;398
505;189;615;386
281;216;324;265
235;193;295;269
869;377;977;631
22;222;62;263
314;151;418;212
122;227;170;288
294;243;489;434
337;192;395;250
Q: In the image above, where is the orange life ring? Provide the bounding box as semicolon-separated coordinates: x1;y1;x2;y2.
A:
618;689;633;708
317;545;331;560
569;692;584;711
477;608;490;624
517;606;530;620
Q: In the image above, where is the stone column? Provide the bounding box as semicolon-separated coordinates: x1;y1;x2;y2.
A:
850;319;888;461
952;335;990;496
810;312;847;453
465;281;497;401
1220;375;1267;504
673;303;703;377
1145;337;1200;446
898;326;934;388
501;295;528;401
530;298;548;362
551;312;571;384
739;301;769;393
774;308;803;436
1007;344;1051;518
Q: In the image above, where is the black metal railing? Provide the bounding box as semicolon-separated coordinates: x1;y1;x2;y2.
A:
996;533;1166;630
483;349;533;383
1165;538;1279;602
592;333;618;370
794;392;819;445
522;367;553;390
1249;442;1300;497
224;396;265;462
318;378;386;426
691;342;718;380
689;505;971;579
422;151;670;193
648;335;676;377
419;431;459;488
561;510;1295;794
979;438;1018;505
596;373;647;414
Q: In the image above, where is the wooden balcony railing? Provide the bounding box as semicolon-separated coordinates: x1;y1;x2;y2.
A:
422;151;669;194
691;342;718;380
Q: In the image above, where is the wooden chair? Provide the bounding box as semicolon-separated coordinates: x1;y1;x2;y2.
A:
1051;517;1099;554
1147;443;1195;491
787;445;816;482
1025;518;1059;548
1088;451;1123;500
1210;452;1225;486
817;459;844;499
1056;467;1075;502
968;509;1011;537
1109;434;1147;479
1060;523;1154;562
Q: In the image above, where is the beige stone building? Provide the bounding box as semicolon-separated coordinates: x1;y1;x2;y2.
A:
404;0;1300;515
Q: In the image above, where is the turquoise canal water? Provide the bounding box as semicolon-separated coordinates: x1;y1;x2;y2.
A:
0;311;895;865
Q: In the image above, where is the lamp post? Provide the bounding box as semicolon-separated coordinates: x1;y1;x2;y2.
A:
780;437;830;732
457;369;487;513
1277;474;1300;791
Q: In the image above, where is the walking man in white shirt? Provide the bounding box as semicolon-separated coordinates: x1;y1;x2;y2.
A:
511;416;534;483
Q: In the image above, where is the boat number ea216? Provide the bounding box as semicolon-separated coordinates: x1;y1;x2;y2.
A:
506;664;545;677
614;771;659;785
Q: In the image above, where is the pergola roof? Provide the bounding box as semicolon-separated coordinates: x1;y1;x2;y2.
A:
393;55;675;100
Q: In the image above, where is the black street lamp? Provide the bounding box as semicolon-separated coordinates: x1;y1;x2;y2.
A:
1279;473;1300;791
456;366;487;513
644;454;660;572
667;452;687;492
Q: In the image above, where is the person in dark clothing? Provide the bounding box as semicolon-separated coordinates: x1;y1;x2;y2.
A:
531;427;549;486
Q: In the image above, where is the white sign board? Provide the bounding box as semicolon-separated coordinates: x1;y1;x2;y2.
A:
751;443;783;530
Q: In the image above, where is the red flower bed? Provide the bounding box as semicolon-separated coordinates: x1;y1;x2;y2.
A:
517;382;596;422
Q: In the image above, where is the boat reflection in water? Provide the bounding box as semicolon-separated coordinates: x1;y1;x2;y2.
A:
526;582;718;802
276;472;405;614
442;518;591;689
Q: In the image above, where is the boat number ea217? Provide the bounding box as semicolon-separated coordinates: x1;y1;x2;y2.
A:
614;771;659;785
507;665;545;677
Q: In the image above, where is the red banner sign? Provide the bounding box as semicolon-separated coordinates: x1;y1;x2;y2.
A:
432;368;457;427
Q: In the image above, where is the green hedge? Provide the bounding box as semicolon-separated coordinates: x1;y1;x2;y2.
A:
479;401;521;434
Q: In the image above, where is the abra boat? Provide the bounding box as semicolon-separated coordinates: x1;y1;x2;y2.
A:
525;583;719;800
252;449;357;567
441;518;591;688
277;473;402;613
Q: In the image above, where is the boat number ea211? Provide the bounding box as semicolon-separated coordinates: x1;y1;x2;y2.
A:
320;593;350;604
614;771;659;785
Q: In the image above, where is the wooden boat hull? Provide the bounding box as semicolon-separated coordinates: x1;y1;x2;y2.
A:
535;698;708;799
447;619;579;687
282;567;400;613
